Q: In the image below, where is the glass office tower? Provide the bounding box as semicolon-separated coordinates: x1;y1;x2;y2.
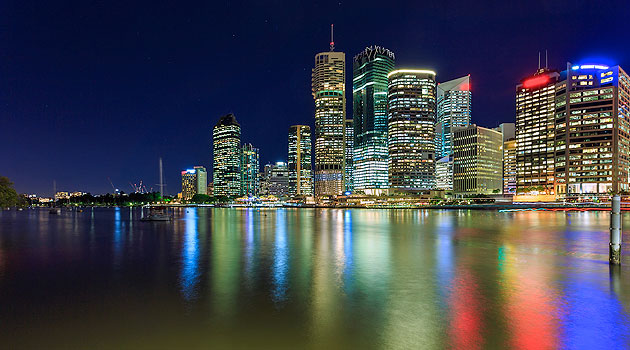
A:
213;113;241;197
387;69;437;191
436;75;471;158
241;143;259;196
352;46;395;195
288;125;313;196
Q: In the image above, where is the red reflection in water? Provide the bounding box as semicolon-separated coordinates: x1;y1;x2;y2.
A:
507;265;557;349
450;269;482;349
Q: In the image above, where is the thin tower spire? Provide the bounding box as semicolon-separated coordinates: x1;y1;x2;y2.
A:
538;52;541;70
159;157;164;198
545;49;548;68
330;24;335;52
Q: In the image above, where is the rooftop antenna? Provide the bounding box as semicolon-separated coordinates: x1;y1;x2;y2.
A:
545;49;548;69
330;24;335;52
538;52;541;70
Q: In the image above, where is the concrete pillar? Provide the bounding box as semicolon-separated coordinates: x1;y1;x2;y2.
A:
610;195;622;265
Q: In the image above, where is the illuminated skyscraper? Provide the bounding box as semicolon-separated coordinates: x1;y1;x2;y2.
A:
353;46;395;195
436;75;471;159
554;64;630;197
213;113;241;197
181;166;207;200
503;139;517;194
436;155;453;190
241;143;259;196
288;125;313;196
387;69;437;191
515;68;560;195
344;119;354;192
453;125;503;194
516;63;630;199
312;30;346;196
269;162;289;197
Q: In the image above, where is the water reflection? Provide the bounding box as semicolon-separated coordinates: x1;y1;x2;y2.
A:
272;209;288;304
180;208;200;301
1;208;630;349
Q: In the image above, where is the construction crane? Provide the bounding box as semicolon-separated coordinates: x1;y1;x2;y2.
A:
107;177;120;194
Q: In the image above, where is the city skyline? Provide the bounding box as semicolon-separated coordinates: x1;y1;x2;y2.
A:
2;1;629;195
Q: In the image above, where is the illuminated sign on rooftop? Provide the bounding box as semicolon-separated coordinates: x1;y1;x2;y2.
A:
571;64;609;70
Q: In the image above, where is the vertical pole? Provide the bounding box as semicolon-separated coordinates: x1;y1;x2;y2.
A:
610;194;621;265
159;157;164;200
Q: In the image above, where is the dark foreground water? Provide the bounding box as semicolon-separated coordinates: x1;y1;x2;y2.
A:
1;208;630;349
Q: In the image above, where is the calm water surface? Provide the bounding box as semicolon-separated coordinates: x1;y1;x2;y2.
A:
1;208;630;349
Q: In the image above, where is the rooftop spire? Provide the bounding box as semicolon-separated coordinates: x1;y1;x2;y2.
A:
330;24;335;52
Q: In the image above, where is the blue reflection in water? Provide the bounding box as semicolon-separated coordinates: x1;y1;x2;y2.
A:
272;209;288;304
180;208;200;301
558;227;630;348
113;207;122;266
559;275;630;348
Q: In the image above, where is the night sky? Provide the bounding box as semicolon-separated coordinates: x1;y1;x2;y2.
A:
2;0;629;195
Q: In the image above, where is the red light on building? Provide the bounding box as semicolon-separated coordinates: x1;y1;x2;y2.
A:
522;75;550;89
460;82;470;91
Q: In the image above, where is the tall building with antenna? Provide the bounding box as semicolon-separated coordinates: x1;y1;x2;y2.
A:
352;46;395;195
213;113;242;197
515;53;559;196
312;25;346;196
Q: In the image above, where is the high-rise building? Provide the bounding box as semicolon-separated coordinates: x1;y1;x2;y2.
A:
312;37;346;196
213;113;241;197
503;139;517;195
344;119;354;192
269;162;289;197
516;63;630;199
288;125;313;197
453;124;503;195
259;164;273;196
241;143;259;196
387;69;437;192
515;69;560;195
436;75;471;159
436;155;454;190
353;46;395;195
181;166;207;200
554;64;630;197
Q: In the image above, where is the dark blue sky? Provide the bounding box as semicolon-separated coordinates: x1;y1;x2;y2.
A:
2;0;629;195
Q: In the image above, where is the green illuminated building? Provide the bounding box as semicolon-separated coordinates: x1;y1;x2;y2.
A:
353;46;395;195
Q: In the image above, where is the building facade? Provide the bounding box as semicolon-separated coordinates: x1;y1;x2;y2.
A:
213;113;241;197
436;155;454;191
241;143;260;196
453;124;503;195
503;139;517;194
288;125;313;197
387;69;437;192
436;75;471;159
181;166;207;200
554;64;630;197
353;46;395;194
515;69;560;195
344;119;354;193
269;162;289;197
312;48;346;196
